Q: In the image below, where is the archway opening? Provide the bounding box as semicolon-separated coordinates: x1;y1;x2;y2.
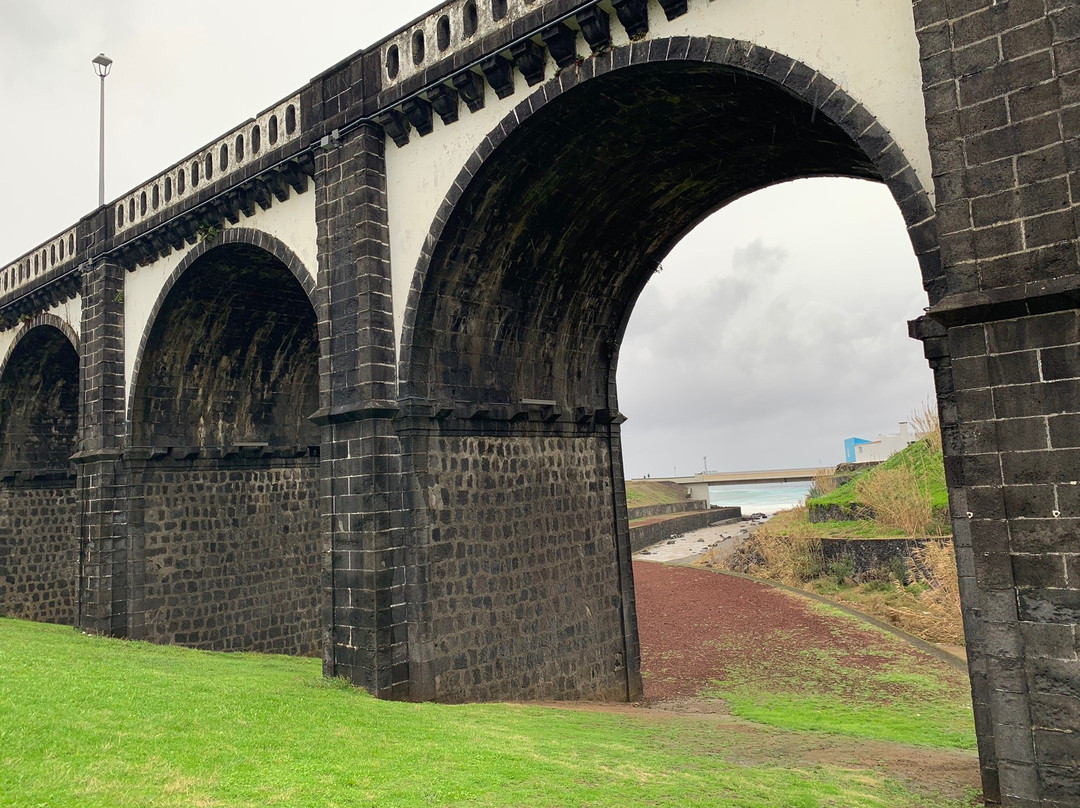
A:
0;326;79;475
403;52;946;708
619;177;947;713
403;55;941;704
407;61;889;409
619;176;935;480
130;242;321;655
0;325;80;625
133;243;319;452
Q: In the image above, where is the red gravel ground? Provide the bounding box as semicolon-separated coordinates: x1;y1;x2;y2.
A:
632;560;952;704
601;561;984;801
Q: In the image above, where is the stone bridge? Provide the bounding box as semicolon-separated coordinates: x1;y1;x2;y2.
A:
1;1;1077;804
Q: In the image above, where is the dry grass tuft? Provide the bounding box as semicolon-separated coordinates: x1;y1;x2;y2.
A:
911;398;943;455
855;454;934;536
882;539;964;645
724;508;824;585
808;467;839;499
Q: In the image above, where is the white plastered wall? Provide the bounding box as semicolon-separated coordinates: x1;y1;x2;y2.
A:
123;185;318;411
384;0;932;360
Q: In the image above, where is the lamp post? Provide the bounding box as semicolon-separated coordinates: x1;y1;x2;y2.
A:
92;53;113;208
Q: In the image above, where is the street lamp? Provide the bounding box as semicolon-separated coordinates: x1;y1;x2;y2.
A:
92;53;113;208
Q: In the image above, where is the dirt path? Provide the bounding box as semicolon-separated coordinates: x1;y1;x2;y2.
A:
622;561;982;802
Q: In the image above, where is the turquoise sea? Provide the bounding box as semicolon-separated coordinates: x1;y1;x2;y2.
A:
707;480;813;515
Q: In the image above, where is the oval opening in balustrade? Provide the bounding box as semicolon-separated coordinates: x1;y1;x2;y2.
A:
117;205;125;227
235;133;245;161
192;161;200;187
437;15;451;51
153;185;160;209
68;234;74;255
51;245;56;264
140;191;148;216
205;154;214;181
178;169;186;195
129;199;136;222
252;124;262;154
387;44;400;79
412;30;426;64
269;115;279;145
220;144;229;171
463;0;478;36
58;239;64;260
492;0;507;22
285;105;296;136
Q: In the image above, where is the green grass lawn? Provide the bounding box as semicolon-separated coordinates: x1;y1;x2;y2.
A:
624;480;690;508
0;619;976;807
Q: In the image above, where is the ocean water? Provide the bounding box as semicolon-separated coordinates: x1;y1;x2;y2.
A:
708;480;813;515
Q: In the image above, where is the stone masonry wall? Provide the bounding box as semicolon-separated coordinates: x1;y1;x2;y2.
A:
912;0;1080;803
0;482;79;624
947;311;1080;807
132;459;321;655
412;433;630;702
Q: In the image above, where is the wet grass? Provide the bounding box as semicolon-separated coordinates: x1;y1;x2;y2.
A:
1;618;976;808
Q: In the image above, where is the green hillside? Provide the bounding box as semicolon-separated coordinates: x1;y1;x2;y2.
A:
809;438;948;512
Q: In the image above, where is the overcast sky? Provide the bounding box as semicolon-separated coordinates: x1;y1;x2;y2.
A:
0;1;936;478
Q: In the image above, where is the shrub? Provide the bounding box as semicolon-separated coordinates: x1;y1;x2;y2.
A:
826;555;855;585
886;555;909;585
911;398;943;455
730;507;824;585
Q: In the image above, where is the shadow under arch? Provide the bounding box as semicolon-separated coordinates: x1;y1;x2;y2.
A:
125;229;323;656
400;37;939;406
0;321;80;474
0;319;81;626
394;38;942;703
128;229;321;451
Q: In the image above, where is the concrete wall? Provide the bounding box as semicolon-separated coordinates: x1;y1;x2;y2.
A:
627;500;708;520
630;507;742;553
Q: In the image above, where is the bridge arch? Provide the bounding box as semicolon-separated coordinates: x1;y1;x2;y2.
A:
126;227;321;433
400;37;939;405
0;319;80;625
126;228;322;655
0;320;80;474
397;37;941;702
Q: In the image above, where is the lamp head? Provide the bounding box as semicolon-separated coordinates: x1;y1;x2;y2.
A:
92;53;113;78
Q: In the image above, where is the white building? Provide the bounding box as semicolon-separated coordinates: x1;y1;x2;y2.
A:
847;422;918;464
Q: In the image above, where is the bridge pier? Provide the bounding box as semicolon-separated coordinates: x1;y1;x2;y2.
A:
314;123;410;696
75;250;129;637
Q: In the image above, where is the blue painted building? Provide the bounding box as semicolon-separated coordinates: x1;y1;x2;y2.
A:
844;437;871;464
